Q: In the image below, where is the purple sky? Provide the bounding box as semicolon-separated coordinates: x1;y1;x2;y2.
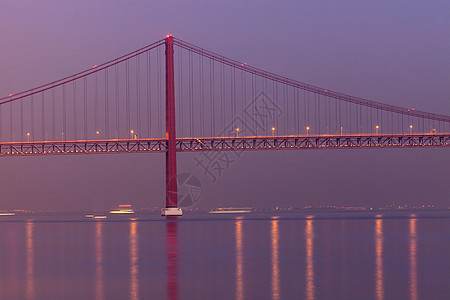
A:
0;1;449;210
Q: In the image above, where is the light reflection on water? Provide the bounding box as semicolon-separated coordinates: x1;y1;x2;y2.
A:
409;215;418;300
26;221;34;300
95;222;104;300
375;215;384;300
235;217;244;300
305;217;315;300
0;213;448;299
270;217;280;300
130;221;139;300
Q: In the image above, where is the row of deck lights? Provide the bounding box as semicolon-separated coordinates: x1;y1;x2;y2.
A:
234;125;419;137
23;129;140;142
20;124;430;142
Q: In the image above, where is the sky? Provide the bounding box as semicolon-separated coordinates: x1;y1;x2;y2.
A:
0;0;449;211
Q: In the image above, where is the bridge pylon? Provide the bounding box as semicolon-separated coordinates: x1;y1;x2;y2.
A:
161;35;182;216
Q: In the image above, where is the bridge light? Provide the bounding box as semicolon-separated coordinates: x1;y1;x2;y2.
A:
236;128;239;138
272;127;275;137
93;65;97;69
9;93;13;97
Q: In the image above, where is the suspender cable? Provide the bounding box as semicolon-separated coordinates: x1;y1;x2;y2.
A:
220;61;224;135
84;77;87;140
63;85;66;140
126;60;130;138
157;47;162;137
41;92;45;141
231;67;235;135
105;68;109;139
115;62;119;139
284;85;287;134
241;70;245;135
52;87;56;141
30;94;34;141
73;79;77;140
10;102;13;141
252;73;255;134
295;88;298;134
147;51;151;137
243;70;247;130
94;73;98;138
200;54;204;137
189;50;193;136
210;58;214;137
20;96;24;141
177;47;182;137
199;56;203;136
136;56;141;139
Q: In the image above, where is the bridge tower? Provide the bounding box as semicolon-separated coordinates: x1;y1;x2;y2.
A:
161;35;182;216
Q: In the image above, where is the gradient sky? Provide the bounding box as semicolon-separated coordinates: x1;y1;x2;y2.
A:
1;1;449;210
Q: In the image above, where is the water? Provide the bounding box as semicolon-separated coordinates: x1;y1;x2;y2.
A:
0;212;449;300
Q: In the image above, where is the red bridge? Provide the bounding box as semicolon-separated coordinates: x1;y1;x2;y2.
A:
1;36;449;215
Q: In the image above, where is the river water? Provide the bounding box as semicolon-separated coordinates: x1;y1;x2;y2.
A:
0;212;448;299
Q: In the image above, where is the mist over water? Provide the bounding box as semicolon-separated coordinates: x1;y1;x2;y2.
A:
0;212;448;299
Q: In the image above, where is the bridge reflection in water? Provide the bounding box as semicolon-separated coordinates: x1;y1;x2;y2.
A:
166;219;178;300
0;214;447;299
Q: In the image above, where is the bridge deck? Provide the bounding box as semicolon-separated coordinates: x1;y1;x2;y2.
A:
0;134;448;156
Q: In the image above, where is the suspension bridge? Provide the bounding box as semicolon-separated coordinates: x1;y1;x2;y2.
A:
1;35;449;215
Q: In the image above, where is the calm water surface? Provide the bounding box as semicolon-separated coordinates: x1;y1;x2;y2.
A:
0;212;449;300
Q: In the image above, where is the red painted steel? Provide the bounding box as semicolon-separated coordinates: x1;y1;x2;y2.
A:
165;35;178;208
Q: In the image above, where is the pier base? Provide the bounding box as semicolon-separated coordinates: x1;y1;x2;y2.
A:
161;207;183;216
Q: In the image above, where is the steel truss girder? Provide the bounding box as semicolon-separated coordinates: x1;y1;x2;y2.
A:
0;139;167;156
175;134;450;152
0;134;448;156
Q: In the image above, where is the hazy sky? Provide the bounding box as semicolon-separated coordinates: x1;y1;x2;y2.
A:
0;1;449;210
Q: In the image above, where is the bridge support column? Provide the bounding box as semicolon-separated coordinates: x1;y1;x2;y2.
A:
161;35;182;216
